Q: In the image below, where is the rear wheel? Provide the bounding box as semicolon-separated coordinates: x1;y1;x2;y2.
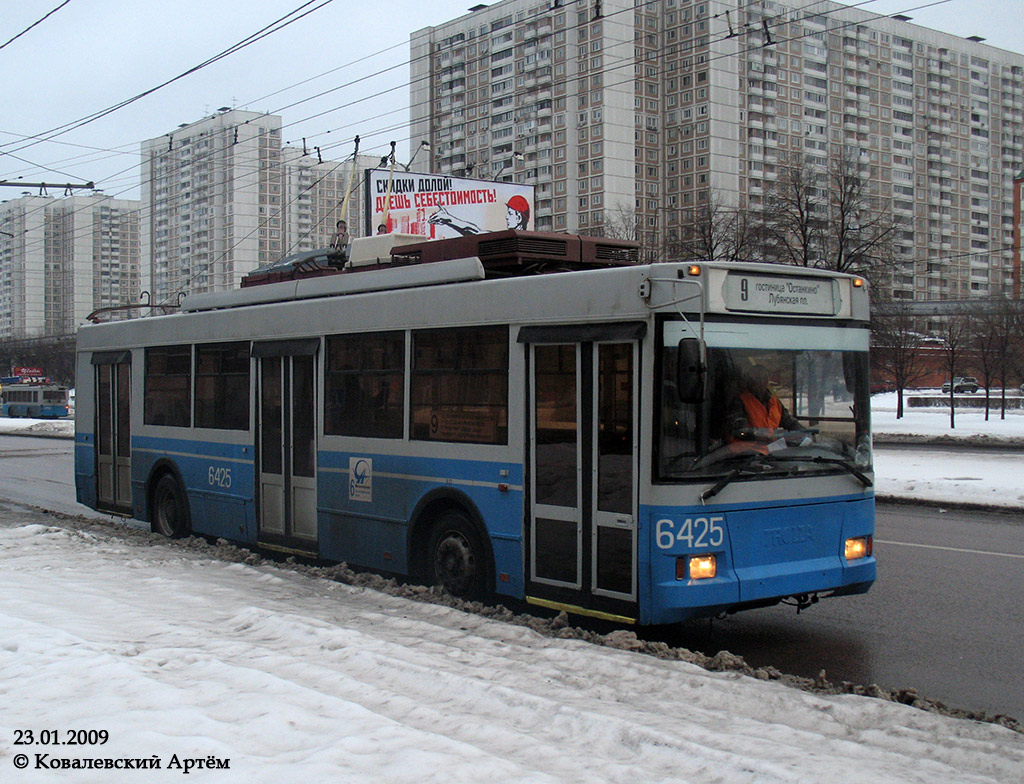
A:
151;474;190;539
427;509;487;597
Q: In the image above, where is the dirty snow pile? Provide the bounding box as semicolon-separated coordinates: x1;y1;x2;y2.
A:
0;417;73;437
0;515;1021;784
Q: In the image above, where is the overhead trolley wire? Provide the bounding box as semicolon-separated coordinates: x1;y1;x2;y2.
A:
4;0;952;232
0;0;74;53
0;0;338;157
3;0;975;293
0;0;920;259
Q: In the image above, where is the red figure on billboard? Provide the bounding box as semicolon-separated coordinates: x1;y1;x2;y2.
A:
505;195;530;230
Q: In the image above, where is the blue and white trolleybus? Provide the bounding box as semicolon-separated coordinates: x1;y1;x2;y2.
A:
74;231;875;625
2;384;71;418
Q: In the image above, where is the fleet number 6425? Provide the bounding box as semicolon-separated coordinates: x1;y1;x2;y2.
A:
208;466;232;488
656;516;725;550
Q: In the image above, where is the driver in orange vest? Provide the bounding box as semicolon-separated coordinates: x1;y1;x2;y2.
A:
728;364;802;438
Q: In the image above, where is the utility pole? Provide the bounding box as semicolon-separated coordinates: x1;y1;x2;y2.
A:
0;180;95;195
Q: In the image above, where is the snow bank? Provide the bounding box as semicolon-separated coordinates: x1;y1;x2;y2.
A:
872;391;1024;443
0;417;74;438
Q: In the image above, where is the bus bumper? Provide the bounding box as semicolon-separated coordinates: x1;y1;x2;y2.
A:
643;496;876;626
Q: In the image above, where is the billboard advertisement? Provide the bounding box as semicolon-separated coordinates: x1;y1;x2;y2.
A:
365;169;535;239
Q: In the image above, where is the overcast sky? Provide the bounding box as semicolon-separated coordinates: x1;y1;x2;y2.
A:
2;0;1022;201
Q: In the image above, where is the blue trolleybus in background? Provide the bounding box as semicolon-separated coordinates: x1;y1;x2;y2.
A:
1;384;71;418
74;231;875;625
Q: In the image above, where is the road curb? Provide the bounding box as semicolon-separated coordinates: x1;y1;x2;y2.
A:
874;434;1024;450
875;494;1024;516
0;429;74;440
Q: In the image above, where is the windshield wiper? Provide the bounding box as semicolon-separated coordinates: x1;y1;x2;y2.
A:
700;455;774;503
765;455;873;488
700;453;871;502
808;456;873;488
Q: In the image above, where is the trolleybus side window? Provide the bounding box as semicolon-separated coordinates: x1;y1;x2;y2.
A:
411;325;509;444
325;331;405;439
144;346;192;427
195;342;250;431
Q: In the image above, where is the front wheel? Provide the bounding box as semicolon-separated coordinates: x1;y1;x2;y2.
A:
427;510;488;597
151;474;190;539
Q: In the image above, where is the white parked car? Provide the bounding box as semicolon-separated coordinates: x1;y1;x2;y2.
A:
941;377;979;394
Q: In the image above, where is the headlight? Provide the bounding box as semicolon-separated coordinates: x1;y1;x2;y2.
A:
678;554;717;580
845;536;872;560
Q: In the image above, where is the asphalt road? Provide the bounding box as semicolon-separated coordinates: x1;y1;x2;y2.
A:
662;502;1024;721
2;434;1022;720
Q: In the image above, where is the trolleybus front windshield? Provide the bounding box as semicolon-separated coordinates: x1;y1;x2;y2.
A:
658;322;871;482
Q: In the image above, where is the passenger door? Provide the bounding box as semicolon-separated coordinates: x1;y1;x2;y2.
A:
94;353;132;514
254;340;319;555
523;324;642;622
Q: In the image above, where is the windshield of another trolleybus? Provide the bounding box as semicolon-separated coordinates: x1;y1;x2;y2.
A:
657;320;871;481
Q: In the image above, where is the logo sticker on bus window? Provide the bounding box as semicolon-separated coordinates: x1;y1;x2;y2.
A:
349;458;372;503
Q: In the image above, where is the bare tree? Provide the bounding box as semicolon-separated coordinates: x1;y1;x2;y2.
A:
761;151;904;283
962;293;1024;421
669;191;761;261
969;300;1002;420
870;296;929;419
936;307;973;430
823;153;902;278
602;202;662;264
761;159;822;268
998;296;1024;417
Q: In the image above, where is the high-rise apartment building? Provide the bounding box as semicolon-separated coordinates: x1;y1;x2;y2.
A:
0;193;141;339
47;195;141;334
411;0;1024;300
141;109;285;305
0;195;48;339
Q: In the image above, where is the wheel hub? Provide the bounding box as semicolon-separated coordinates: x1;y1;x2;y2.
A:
435;533;475;593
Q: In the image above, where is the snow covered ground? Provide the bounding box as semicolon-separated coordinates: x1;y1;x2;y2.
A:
1;513;1022;784
1;399;1023;782
871;391;1024;509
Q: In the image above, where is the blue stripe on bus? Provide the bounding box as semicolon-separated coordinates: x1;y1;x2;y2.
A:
77;432;872;621
318;449;524;487
78;435;527;595
133;434;255;463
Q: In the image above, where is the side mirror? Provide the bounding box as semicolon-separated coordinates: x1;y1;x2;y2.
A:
676;337;706;404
